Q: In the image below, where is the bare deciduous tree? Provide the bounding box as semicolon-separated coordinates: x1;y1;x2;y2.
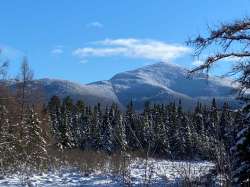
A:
0;49;9;80
16;57;34;118
187;17;250;185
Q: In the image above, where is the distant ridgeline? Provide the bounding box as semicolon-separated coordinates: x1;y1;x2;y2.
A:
3;62;241;111
47;95;242;160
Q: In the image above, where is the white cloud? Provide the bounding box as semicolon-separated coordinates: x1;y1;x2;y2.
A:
73;38;191;62
192;55;244;67
0;44;23;60
51;46;64;55
86;21;103;28
73;47;128;57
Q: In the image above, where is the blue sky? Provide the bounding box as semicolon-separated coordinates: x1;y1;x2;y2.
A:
0;0;250;83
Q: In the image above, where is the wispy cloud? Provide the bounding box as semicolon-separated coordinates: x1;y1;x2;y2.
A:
51;46;64;55
0;44;23;61
86;21;103;28
192;55;244;67
73;38;191;62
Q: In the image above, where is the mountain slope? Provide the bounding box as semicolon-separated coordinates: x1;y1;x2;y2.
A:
36;78;122;107
109;62;238;109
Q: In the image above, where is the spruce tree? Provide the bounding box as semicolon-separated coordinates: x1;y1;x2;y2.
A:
125;100;140;150
114;112;127;151
48;96;62;146
192;102;205;157
142;113;154;152
21;109;48;170
173;101;186;158
219;103;233;148
110;104;127;151
151;104;170;156
90;104;102;150
74;100;87;148
168;102;178;158
0;105;17;170
83;106;93;149
101;107;114;153
210;98;219;137
231;105;250;185
59;96;75;148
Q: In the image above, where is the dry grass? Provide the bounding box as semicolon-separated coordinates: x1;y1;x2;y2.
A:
47;147;138;175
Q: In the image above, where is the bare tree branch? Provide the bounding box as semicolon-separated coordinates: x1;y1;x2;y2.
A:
190;52;250;73
187;18;250;50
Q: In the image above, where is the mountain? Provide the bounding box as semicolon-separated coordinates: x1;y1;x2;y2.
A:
6;62;240;110
107;62;239;109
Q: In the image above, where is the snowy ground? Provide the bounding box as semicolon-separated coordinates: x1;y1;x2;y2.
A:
0;159;214;187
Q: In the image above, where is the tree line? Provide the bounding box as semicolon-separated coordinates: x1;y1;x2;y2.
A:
47;96;241;162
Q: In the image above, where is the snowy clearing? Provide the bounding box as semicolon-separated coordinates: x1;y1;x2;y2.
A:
0;159;214;187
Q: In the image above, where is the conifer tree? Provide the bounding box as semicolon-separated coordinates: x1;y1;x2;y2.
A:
21;109;48;170
0;105;17;170
109;104;127;151
152;104;170;156
210;98;219;137
114;112;127;151
192;102;205;156
231;105;250;184
54;96;75;149
48;96;62;146
90;104;102;150
101;107;114;153
74;100;87;148
142;114;154;151
219;103;233;147
82;106;93;149
125;100;140;150
172;101;186;158
168;102;178;157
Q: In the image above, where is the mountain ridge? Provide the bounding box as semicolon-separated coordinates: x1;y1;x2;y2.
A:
4;62;240;110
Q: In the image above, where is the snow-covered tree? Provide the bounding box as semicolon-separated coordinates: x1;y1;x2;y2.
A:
125;100;141;150
90;104;102;150
59;96;75;148
152;105;170;156
74;100;87;148
231;123;250;184
142;114;154;151
191;102;209;158
0;105;17;170
21;108;48;170
109;104;127;151
48;96;62;147
101;107;114;153
114;112;127;151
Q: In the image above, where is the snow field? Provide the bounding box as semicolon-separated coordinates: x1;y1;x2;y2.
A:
0;158;214;187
